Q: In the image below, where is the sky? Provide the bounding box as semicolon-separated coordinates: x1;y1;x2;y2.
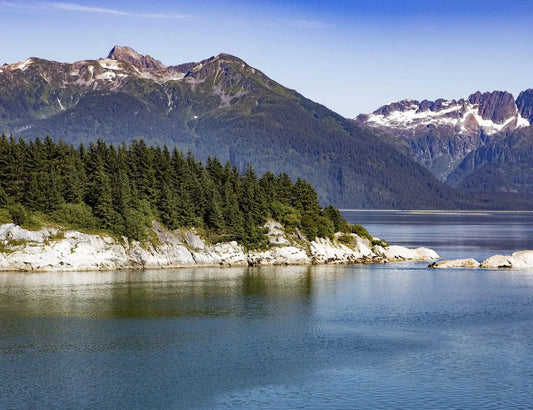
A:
2;0;533;117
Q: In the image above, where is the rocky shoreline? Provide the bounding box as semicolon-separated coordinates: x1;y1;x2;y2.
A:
0;221;439;272
429;250;533;269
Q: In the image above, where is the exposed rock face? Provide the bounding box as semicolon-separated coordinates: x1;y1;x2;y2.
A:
480;255;512;269
429;258;481;268
264;220;290;245
516;89;533;122
467;91;517;124
0;222;439;272
355;91;530;182
356;91;528;137
107;45;166;70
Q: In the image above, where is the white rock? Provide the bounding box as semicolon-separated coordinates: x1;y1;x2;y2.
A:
264;220;290;245
376;245;439;261
480;250;533;269
429;258;480;268
480;255;513;269
0;223;440;271
310;237;370;263
0;224;57;242
248;246;309;266
510;250;533;268
185;233;205;250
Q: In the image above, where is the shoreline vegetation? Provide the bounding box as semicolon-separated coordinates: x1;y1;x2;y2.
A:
0;135;355;248
0;220;439;272
0;135;441;271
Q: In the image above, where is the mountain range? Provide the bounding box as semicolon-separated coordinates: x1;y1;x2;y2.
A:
356;90;533;194
1;46;532;209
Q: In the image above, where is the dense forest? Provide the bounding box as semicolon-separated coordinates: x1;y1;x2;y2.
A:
0;135;350;248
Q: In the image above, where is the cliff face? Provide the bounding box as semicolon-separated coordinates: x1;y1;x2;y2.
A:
0;221;438;272
355;91;531;182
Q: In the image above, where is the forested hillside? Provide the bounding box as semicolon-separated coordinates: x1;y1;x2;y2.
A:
0;47;496;209
447;126;533;193
0;136;347;247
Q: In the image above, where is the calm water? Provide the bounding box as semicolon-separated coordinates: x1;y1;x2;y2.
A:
1;211;533;409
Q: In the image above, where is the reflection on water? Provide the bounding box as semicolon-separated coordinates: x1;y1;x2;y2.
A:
2;213;533;408
0;265;372;408
0;266;324;319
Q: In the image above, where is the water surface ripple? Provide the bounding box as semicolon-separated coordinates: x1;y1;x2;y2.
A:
1;211;533;409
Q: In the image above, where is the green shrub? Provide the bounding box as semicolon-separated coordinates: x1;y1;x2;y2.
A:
53;203;98;230
351;224;372;241
372;238;389;248
0;208;11;224
21;212;46;231
300;213;318;241
338;234;353;245
122;209;147;241
316;216;335;240
321;205;350;233
271;201;302;228
7;203;27;226
0;186;8;208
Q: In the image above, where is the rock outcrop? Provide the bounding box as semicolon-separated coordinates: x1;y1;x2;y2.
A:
480;250;533;269
107;45;167;70
428;250;533;269
355;90;531;183
429;258;481;269
0;221;439;272
375;245;440;262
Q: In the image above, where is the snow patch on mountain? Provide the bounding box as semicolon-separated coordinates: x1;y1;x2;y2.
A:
6;58;34;71
99;59;122;70
358;96;530;135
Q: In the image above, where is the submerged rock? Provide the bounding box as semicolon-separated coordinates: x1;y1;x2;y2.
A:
428;250;533;269
429;258;480;269
480;255;513;269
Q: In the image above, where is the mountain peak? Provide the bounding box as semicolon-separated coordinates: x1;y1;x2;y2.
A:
467;90;516;124
216;53;246;63
107;45;166;70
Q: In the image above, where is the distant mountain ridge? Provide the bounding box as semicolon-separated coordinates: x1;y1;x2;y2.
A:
1;47;532;209
355;90;533;192
357;90;531;135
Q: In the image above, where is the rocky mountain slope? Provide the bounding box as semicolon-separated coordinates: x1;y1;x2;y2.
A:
446;125;533;193
355;91;533;186
0;46;473;209
1;47;532;208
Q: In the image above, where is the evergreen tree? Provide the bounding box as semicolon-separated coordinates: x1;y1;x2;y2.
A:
92;163;115;229
0;137;345;247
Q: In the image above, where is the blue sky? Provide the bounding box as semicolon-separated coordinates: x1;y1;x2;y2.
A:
2;0;533;116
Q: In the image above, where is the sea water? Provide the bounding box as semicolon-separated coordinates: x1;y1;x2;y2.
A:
1;211;533;409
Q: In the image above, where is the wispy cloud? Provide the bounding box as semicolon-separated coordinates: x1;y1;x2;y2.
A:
43;2;190;18
0;1;190;19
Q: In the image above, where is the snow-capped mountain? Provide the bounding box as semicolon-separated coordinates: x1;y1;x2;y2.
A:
2;46;532;207
355;91;533;181
0;46;187;88
356;91;530;136
0;46;467;209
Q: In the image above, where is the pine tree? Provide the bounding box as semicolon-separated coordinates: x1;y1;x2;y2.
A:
92;163;115;229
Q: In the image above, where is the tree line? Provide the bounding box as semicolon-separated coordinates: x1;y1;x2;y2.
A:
0;135;349;247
